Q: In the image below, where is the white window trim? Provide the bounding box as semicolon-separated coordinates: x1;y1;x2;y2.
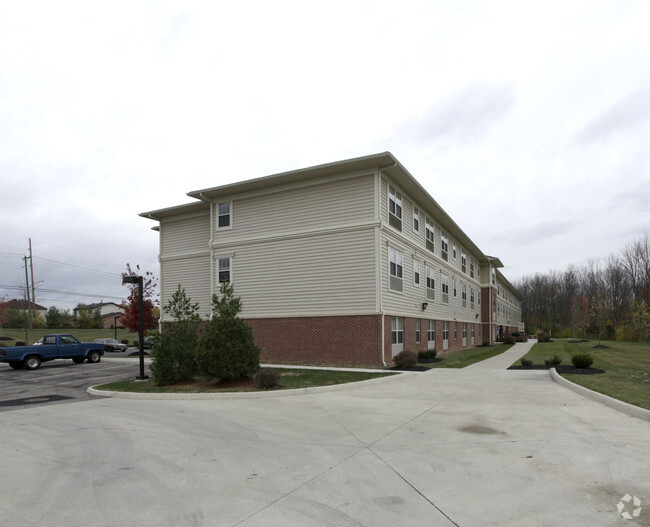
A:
216;201;233;230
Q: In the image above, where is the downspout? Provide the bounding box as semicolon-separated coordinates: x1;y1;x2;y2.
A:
198;193;215;314
376;164;396;367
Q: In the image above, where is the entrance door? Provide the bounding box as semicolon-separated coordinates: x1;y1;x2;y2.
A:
443;321;449;351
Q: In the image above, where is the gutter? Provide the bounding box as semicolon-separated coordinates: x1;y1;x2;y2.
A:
376;165;395;367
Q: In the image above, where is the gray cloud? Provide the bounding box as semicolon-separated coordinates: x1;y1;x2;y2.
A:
576;89;650;142
395;81;516;147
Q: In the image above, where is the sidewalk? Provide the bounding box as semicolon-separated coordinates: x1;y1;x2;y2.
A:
462;339;537;371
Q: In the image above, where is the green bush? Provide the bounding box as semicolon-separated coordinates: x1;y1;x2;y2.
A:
503;335;515;344
394;350;417;368
520;357;534;368
571;353;594;369
537;333;551;343
482;340;490;347
544;355;562;368
150;285;201;385
515;335;528;343
418;349;437;360
196;282;260;381
255;368;281;389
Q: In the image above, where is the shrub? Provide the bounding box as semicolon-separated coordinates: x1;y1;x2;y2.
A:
394;350;417;368
544;355;562;368
515;335;528;342
482;340;490;347
503;335;515;344
511;332;520;338
571;353;594;369
520;358;534;368
196;282;260;381
121;339;129;345
537;333;551;343
255;368;281;389
150;285;201;385
418;349;437;360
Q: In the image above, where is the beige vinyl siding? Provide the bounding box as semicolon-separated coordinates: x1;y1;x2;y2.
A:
230;228;377;317
214;174;376;243
160;212;210;257
381;232;482;322
160;254;212;319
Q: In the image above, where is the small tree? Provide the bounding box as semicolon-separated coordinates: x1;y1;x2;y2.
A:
589;291;611;345
150;285;201;385
630;300;650;342
196;281;260;381
569;295;589;339
121;263;159;335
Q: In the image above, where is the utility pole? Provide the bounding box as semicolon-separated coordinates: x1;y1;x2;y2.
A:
24;255;31;335
29;238;36;325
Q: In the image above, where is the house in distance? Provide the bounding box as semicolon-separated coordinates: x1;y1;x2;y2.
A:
141;152;523;367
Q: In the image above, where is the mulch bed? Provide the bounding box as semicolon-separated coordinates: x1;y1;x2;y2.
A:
508;365;605;375
390;365;431;371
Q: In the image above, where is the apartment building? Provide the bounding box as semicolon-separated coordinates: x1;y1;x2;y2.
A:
141;152;522;367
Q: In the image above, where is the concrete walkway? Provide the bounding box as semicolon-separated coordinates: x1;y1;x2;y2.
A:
463;339;536;371
4;341;650;526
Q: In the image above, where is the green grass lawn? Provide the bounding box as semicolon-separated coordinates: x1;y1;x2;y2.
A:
94;368;398;393
0;328;139;346
517;339;650;410
421;344;511;369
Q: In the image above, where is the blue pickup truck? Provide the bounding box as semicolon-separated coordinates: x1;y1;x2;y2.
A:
0;334;105;370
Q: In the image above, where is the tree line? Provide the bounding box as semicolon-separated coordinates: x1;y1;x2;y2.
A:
514;233;650;341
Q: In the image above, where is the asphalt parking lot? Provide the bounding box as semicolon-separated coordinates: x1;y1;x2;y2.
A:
0;357;149;412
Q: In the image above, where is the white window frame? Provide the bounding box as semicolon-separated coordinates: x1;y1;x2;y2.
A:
441;273;449;303
426;265;435;300
414;259;420;285
388;185;402;230
428;320;435;346
425;218;435;251
453;241;457;260
217;201;232;230
462;283;467;308
461;249;467;274
441;231;449;261
415;319;421;343
391;316;404;344
413;206;419;232
469;257;475;279
218;257;231;283
389;247;403;292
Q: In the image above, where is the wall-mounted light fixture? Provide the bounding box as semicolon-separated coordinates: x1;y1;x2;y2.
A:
421;302;428;311
475;313;480;319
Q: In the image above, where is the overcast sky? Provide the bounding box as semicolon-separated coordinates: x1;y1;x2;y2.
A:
1;0;649;312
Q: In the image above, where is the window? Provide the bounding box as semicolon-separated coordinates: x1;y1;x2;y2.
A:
391;317;404;344
469;257;474;279
428;320;435;343
426;265;435;300
462;283;467;308
425;218;435;252
217;202;231;229
389;247;403;291
414;259;420;285
461;249;467;274
441;273;449;303
492;268;496;285
454;323;458;339
441;231;448;261
415;319;421;343
453;278;457;297
218;258;231;283
453;241;457;260
463;323;467;339
388;185;402;230
413;206;420;232
470;287;475;310
443;321;449;341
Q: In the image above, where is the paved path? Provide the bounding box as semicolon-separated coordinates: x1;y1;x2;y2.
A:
463;339;536;370
2;342;650;526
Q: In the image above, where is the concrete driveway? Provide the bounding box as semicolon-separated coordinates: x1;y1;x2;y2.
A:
1;343;649;526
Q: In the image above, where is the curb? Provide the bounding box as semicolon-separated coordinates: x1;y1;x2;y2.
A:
549;368;650;423
87;370;416;400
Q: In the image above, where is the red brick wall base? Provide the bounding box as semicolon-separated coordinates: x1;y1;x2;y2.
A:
246;315;384;368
